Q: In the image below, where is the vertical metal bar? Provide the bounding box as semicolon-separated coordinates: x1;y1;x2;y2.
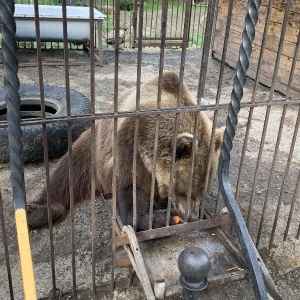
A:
148;0;168;229
199;2;208;47
170;0;175;38
166;0;192;226
89;0;97;295
0;1;37;299
190;2;197;45
132;0;138;45
213;189;222;216
143;0;148;38
112;0;121;289
269;24;300;248
185;0;216;221
32;1;57;297
284;169;300;241
200;0;234;220
128;0;134;47
132;0;144;231
217;0;268;297
179;0;185;38
174;0;180;38
173;0;199;223
197;0;217;103
96;20;103;66
233;0;274;229
268;26;300;248
154;0;160;41
255;0;292;248
0;191;14;300
61;2;77;297
149;0;155;41
184;117;198;222
104;1;109;46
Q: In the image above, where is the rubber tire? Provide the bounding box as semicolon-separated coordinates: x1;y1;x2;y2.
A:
0;85;90;163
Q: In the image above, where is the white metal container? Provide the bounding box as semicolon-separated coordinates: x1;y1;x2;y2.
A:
14;4;106;42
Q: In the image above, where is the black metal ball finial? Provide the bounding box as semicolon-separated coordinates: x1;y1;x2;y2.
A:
178;247;211;292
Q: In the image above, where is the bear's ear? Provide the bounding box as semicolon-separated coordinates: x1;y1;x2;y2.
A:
175;133;195;160
215;127;225;151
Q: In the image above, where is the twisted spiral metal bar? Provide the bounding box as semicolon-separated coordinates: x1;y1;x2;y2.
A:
218;0;269;299
0;0;25;209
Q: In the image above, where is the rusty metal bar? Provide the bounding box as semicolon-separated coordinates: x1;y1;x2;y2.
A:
246;0;288;227
169;0;175;38
135;36;183;40
132;0;145;231
284;169;300;240
132;0;138;44
85;45;103;67
0;99;300;128
183;0;217;222
174;0;181;38
111;0;121;291
0;191;14;300
166;0;192;226
142;0;147;38
32;1;57;297
1;98;299;130
183;0;216;220
61;2;77;297
89;1;97;295
180;0;194;223
184;113;198;222
154;0;160;40
255;0;293;248
132;41;183;47
200;4;208;47
148;0;168;229
197;0;217;103
200;0;234;220
268;25;300;248
6;61;94;68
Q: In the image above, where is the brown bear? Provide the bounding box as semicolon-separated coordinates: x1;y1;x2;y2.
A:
27;71;224;231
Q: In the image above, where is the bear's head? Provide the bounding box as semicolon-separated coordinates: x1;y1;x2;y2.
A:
155;119;225;222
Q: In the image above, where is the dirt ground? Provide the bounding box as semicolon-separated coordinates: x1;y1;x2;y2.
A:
0;47;299;299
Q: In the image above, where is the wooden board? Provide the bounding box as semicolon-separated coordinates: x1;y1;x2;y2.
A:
213;0;300;98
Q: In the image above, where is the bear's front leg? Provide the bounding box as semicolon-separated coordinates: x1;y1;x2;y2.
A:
117;186;176;231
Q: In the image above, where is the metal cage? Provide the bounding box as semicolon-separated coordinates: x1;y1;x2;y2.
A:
0;0;299;299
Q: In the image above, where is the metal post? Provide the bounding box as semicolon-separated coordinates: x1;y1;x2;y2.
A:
217;0;269;298
178;247;211;300
0;0;37;299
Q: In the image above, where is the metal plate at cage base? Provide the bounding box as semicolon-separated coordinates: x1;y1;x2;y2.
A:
101;193;252;299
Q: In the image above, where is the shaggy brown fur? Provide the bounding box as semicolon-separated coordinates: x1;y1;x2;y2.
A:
27;71;224;231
